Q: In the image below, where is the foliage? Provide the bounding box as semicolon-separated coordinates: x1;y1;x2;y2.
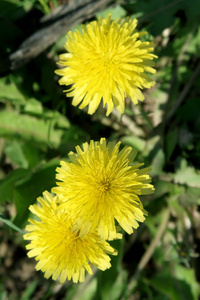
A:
0;0;200;299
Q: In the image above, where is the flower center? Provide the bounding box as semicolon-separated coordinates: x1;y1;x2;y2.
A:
101;51;115;69
98;180;110;193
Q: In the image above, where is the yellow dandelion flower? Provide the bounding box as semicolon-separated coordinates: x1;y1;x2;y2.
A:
55;14;157;116
52;138;155;240
24;191;117;283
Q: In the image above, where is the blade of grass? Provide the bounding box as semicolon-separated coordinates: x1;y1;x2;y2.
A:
0;213;25;234
21;280;38;300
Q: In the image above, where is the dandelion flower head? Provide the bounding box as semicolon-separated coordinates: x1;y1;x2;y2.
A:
52;138;155;240
24;191;117;283
56;14;157;116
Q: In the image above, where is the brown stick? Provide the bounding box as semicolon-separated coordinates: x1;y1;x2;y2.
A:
124;209;170;299
1;0;113;75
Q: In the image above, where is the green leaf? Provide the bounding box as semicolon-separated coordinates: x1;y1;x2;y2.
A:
121;136;145;152
179;186;200;206
173;159;200;187
0;168;31;204
23;98;43;116
164;128;178;162
147;263;196;300
4;140;28;168
153;179;174;198
150;148;165;176
0;110;64;148
174;265;200;300
66;277;97;300
96;5;127;19
0;77;26;105
22;142;39;169
168;191;186;220
13;159;60;227
4;140;39;169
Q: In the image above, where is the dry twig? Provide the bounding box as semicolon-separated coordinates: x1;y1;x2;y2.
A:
0;0;113;75
123;208;170;300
